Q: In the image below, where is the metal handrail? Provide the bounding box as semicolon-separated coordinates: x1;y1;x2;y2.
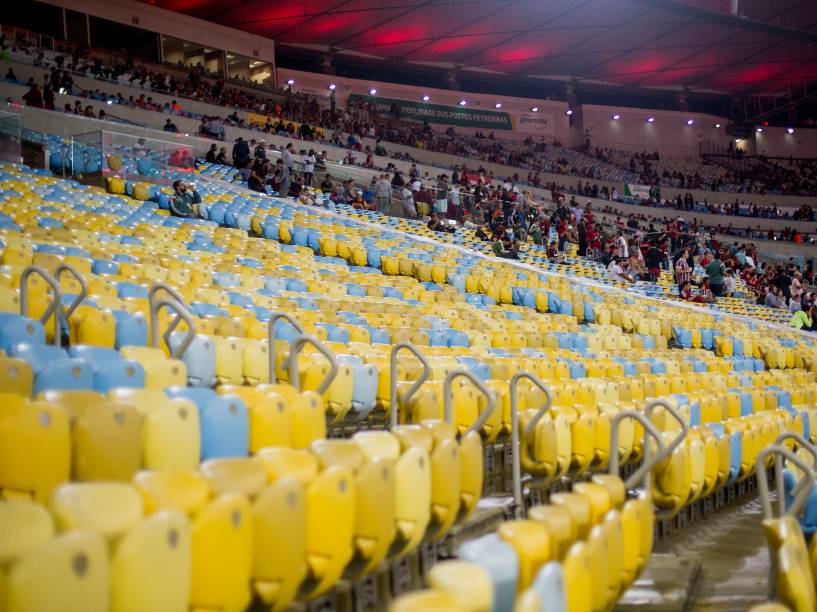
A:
54;263;88;321
773;432;817;501
509;371;554;518
287;333;338;395
609;409;669;490
19;265;62;346
267;312;305;384
757;445;815;521
389;341;431;429
149;297;195;360
149;282;187;341
442;369;496;435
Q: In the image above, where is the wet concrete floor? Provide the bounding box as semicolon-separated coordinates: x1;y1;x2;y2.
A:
617;497;771;611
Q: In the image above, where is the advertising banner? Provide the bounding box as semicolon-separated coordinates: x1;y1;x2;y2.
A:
516;112;555;136
349;94;513;130
624;184;652;199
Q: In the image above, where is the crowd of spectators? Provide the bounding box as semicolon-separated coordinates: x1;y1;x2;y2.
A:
587;144;817;197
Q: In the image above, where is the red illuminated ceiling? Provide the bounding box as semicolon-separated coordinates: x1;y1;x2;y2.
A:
143;0;817;94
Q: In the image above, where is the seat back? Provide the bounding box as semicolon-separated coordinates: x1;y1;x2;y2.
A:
6;531;109;612
0;398;71;502
73;402;142;481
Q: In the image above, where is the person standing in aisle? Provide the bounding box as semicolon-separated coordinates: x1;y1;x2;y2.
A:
374;174;392;215
302;149;316;187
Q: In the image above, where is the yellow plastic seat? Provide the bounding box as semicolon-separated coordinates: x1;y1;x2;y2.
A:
134;470;252;612
427;561;493;612
497;520;551;592
311;439;395;578
49;482;192;612
562;541;593;612
119;346;187;389
388;589;465;611
528;504;577;561
217;386;292;452
353;431;431;557
0;357;33;397
72;401;142;481
0;398;70;502
201;457;307;611
549;493;593;541
117;389;200;471
393;424;460;541
777;540;817;612
300;465;356;599
6;530;109;612
519;410;571;483
213;337;244;386
257;385;326;449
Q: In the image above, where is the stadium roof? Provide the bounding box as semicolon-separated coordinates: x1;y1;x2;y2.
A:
145;0;817;94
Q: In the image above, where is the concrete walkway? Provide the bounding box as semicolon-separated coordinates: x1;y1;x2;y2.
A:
617;497;771;611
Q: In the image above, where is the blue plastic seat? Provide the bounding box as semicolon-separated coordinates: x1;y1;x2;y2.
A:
0;314;45;351
67;345;145;392
165;387;248;460
113;311;148;348
8;343;93;394
458;534;519;612
531;561;567;612
169;332;217;388
337;354;378;420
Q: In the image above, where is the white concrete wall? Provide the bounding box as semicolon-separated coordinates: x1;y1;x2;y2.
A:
754;126;817;159
576;104;732;158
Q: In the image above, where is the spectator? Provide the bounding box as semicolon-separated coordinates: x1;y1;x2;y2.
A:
247;158;268;193
169;180;201;218
765;286;784;309
163;118;178;133
22;83;43;107
215;147;229;164
645;240;664;281
205;143;218;163
790;305;814;330
276;158;291;198
374;173;392;215
232;137;250;168
723;269;737;297
706;252;726;297
428;211;454;233
302;149;316;187
282;142;295;172
674;248;692;289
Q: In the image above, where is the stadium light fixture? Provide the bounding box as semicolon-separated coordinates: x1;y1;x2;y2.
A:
756;127;763;133
787;128;795;134
422;95;430;101
286;79;295;86
646;116;654;123
107;99;113;105
495;103;502;109
686;118;694;125
714;123;721;128
612;113;620;120
459;100;467;106
328;83;336;91
563;109;571;115
369;88;377;95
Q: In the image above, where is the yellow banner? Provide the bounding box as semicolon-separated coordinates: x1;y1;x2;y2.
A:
247;112;326;140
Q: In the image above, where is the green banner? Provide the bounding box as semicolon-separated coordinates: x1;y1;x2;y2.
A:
349;94;513;131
